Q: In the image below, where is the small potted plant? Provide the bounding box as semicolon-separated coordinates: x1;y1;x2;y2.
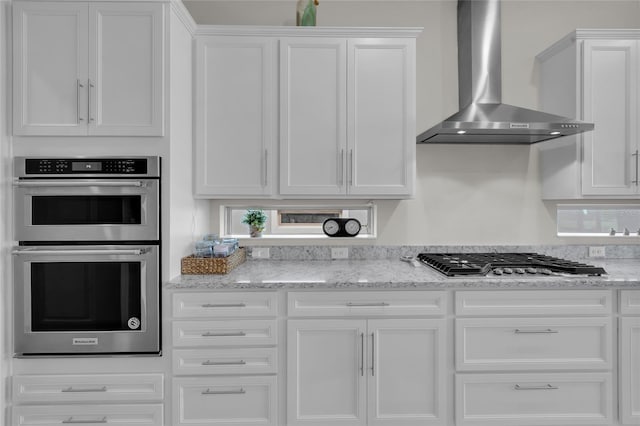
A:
242;209;267;237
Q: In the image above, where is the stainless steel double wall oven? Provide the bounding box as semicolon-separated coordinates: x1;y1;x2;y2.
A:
13;156;161;356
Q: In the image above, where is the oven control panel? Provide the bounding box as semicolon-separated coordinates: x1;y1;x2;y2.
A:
20;157;157;177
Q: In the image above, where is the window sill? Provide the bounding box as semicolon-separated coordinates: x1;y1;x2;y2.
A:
558;233;640;237
224;234;376;240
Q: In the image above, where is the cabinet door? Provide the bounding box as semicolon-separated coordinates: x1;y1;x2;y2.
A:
287;319;367;426
368;319;446;426
621;317;640;425
348;39;415;197
194;37;276;197
12;404;163;426
13;373;164;403
89;3;164;136
280;38;347;196
13;2;88;135
456;317;612;371
455;373;612;426
173;376;277;426
582;39;639;196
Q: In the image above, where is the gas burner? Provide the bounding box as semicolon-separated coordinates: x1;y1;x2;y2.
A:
416;253;606;277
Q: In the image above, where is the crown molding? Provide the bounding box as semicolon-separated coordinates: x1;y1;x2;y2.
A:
195;25;423;38
537;29;640;61
171;0;198;35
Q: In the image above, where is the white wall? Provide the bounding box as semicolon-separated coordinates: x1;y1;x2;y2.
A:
185;0;640;246
168;5;210;279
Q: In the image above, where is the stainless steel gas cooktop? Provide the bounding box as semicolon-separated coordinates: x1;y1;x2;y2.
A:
416;253;607;278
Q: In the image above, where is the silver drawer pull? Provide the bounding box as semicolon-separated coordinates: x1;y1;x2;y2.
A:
346;302;390;307
61;386;107;393
63;417;107;424
202;360;246;366
201;388;246;395
201;303;246;308
201;331;246;337
514;328;559;334
514;384;559;391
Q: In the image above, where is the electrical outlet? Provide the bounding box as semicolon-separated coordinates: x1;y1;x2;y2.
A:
252;247;270;259
589;246;606;258
331;247;349;259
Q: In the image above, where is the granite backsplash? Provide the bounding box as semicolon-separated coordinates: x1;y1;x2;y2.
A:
243;244;640;261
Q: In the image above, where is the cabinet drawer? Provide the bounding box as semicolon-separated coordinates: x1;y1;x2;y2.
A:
173;291;278;318
173;376;277;426
172;319;277;347
456;290;612;316
13;373;164;403
288;291;447;317
173;347;277;375
621;290;640;315
456;317;612;370
455;373;613;426
12;404;163;426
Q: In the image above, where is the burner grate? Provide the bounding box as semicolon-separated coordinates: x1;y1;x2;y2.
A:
416;253;606;277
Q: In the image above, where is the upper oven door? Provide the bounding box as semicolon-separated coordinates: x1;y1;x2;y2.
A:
14;178;159;242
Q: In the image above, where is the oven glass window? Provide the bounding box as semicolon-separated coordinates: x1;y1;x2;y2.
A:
31;196;142;225
30;262;142;331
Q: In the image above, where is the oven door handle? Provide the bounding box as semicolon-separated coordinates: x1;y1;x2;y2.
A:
14;180;146;188
12;248;151;256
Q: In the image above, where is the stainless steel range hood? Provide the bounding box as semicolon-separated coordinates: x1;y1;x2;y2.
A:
417;0;593;144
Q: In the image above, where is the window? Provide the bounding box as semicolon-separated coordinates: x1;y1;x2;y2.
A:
557;204;640;236
222;204;376;238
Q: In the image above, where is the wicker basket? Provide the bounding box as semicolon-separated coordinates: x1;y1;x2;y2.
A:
181;247;246;275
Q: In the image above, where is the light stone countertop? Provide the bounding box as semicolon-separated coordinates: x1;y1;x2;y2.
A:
166;258;640;290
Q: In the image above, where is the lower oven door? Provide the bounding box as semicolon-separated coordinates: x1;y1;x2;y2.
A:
12;245;160;356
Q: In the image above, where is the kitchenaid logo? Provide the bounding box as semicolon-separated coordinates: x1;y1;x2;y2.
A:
509;123;530;129
72;337;98;346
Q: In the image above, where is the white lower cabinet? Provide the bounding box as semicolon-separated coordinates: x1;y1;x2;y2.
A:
454;290;614;426
455;373;613;426
164;288;628;426
172;319;278;347
11;373;164;425
12;404;163;426
169;290;279;426
620;290;640;424
172;347;278;375
12;373;164;403
287;318;446;426
172;376;278;426
456;317;612;371
620;317;640;424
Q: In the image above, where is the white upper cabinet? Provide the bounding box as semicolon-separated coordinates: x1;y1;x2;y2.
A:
538;30;640;199
582;39;638;196
280;36;416;198
280;37;347;196
194;27;419;199
13;2;88;136
194;37;276;197
13;1;164;136
347;39;415;197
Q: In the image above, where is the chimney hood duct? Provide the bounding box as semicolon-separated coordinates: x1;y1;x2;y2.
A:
417;0;593;144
